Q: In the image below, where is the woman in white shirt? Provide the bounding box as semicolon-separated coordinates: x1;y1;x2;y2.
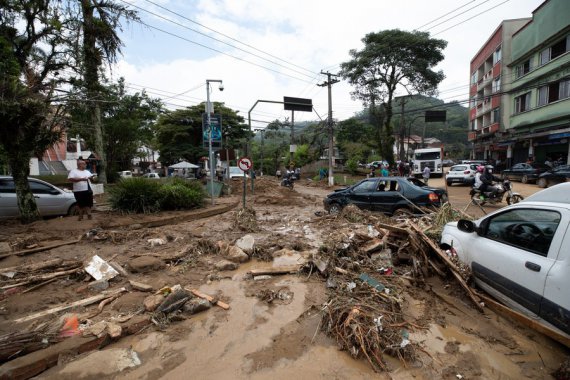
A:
67;160;94;220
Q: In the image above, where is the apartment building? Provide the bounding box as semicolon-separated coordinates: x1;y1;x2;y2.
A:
507;0;570;165
468;18;530;162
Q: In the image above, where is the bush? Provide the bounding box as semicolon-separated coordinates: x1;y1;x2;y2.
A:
108;177;162;213
345;158;359;175
159;183;205;210
109;177;206;213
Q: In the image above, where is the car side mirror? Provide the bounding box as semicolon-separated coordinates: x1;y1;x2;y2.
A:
457;219;476;233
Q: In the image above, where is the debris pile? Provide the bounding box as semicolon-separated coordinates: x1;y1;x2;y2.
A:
234;207;258;232
312;206;480;371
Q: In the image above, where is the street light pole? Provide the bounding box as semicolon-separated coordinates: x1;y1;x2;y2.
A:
206;79;223;205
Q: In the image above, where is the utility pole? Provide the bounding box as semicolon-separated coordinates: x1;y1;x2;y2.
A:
399;97;407;162
318;71;339;186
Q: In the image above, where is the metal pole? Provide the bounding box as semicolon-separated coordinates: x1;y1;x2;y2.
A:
260;130;264;176
206;81;214;205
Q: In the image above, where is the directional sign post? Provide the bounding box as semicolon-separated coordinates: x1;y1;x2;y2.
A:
237;157;253;208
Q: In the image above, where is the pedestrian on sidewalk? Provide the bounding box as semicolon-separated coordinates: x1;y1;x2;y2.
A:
422;165;431;184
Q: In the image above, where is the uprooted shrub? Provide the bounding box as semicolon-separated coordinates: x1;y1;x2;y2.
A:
109;177;205;213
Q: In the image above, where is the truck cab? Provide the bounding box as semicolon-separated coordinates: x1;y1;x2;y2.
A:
440;183;570;337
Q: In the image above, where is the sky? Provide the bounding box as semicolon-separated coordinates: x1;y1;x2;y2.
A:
113;0;544;130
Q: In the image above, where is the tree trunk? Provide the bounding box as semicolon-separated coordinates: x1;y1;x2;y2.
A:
81;0;107;184
9;154;40;224
383;95;395;165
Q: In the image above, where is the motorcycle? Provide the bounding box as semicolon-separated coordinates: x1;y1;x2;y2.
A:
470;179;524;206
281;174;295;190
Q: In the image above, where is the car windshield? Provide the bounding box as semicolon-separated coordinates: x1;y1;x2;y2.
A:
229;167;242;175
415;152;440;160
531;163;550;169
450;165;467;171
406;178;427;187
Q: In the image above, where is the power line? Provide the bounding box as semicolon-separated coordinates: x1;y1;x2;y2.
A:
119;0;318;80
141;0;318;77
415;0;479;30
423;0;493;32
433;0;511;36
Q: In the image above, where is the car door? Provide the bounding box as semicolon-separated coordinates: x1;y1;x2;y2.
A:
369;179;403;213
469;207;562;315
347;179;377;210
549;165;570;186
28;180;64;216
0;178;18;218
508;163;524;181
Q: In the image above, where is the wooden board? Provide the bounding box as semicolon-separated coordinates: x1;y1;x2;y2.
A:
476;291;570;348
248;266;301;276
0;240;81;260
13;288;127;324
186;288;230;310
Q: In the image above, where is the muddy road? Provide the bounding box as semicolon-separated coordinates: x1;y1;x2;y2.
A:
0;177;567;379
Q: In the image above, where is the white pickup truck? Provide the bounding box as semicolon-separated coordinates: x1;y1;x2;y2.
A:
440;183;570;338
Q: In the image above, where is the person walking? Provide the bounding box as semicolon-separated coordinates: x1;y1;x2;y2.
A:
422;165;431;184
381;165;390;177
68;160;94;221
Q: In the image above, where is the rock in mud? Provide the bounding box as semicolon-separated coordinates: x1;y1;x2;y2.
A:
227;246;249;263
183;298;212;315
271;248;296;258
216;240;230;255
144;294;166;312
129;280;153;292
156;290;191;314
88;279;109;292
215;259;239;271
128;256;165;273
235;234;255;254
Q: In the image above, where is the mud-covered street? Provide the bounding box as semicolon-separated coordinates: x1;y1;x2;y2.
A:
0;177;568;379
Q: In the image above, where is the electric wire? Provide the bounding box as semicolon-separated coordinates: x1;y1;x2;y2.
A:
432;0;511;36
422;0;493;32
415;0;479;30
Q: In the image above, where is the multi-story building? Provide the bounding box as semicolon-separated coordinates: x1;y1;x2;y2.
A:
468;18;531;163
507;0;570;165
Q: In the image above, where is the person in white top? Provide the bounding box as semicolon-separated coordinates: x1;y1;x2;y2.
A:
67;160;94;220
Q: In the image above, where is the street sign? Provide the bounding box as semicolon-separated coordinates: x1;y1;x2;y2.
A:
202;113;222;149
425;110;447;123
237;157;253;172
284;96;312;112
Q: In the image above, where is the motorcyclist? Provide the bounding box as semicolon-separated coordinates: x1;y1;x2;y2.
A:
481;165;501;198
473;165;485;192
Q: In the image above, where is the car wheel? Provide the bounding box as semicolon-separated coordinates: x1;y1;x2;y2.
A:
328;203;342;215
68;204;80;216
507;194;524;205
521;175;529;184
537;178;547;188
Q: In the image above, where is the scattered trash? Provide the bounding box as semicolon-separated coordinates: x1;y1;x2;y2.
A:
59;315;80;338
346;282;356;292
85;255;119;281
147;238;166;247
253;275;272;281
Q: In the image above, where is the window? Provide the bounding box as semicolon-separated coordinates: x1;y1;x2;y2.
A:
0;179;15;193
483;209;561;257
492;108;500;123
515;59;531;78
377;180;400;192
471;72;478;84
537;78;570;106
514;92;531;113
539;35;570;66
353;180;376;193
493;47;502;64
492;76;501;93
29;181;57;194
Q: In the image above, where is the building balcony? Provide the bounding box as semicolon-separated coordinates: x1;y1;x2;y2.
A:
482;122;500;136
468;131;478;141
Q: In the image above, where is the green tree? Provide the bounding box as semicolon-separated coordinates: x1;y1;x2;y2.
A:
0;0;69;223
155;103;249;166
341;29;447;164
67;78;163;180
73;0;138;184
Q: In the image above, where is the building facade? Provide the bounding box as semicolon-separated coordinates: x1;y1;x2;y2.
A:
507;0;570;166
468;18;531;163
468;0;570;167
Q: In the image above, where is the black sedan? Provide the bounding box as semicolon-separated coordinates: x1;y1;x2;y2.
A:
537;165;570;188
323;177;445;215
501;163;550;184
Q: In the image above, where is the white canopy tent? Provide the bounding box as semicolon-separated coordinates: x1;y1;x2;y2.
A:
169;161;199;169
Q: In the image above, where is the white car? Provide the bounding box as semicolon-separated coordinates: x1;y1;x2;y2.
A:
445;164;478;186
142;173;160;179
440;183;570;337
0;176;78;219
228;166;249;179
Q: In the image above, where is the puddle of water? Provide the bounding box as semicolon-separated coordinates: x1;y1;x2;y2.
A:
272;253;305;267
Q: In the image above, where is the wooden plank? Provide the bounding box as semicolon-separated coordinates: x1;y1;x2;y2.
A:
476;291;570;348
0;268;81;290
409;222;483;312
374;222;408;235
186;288;230;310
0;240;81;260
13;288;127;324
248;266;300;276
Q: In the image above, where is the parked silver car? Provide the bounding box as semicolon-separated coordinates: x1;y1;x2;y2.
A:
0;176;78;219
